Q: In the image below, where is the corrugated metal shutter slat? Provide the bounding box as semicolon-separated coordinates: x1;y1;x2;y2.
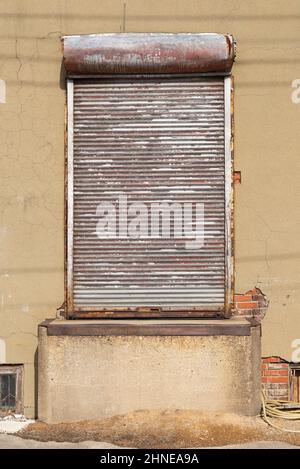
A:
71;77;226;311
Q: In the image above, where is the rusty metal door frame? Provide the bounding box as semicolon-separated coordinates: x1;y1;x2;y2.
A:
65;75;234;319
224;76;234;317
66;79;74;313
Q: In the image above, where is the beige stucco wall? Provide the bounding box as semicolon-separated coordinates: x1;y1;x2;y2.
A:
0;0;299;417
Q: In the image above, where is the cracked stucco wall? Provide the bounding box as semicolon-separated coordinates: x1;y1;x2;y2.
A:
0;0;300;417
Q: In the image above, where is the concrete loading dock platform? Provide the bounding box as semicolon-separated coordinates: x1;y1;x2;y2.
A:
38;318;261;423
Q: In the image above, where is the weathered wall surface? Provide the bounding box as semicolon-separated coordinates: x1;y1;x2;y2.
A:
0;0;300;417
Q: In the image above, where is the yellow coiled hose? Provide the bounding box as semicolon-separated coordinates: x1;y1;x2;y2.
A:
261;390;300;433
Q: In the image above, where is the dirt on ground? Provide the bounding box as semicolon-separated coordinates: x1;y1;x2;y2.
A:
17;409;300;448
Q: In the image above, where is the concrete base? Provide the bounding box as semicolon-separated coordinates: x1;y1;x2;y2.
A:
38;319;261;423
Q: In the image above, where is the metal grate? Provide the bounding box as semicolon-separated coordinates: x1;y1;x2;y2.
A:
67;76;233;317
0;373;16;410
0;366;23;414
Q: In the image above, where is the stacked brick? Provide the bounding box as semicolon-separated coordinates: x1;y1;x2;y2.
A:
234;287;269;323
261;356;289;401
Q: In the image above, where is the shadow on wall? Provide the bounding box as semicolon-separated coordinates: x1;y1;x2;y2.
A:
34;348;38;419
60;59;66;90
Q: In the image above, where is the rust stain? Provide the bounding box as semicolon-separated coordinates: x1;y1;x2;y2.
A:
61;33;235;76
233;171;241;184
228;76;235;317
66;77;228;318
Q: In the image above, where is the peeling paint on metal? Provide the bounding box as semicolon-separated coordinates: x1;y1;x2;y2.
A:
67;76;232;317
62;33;235;76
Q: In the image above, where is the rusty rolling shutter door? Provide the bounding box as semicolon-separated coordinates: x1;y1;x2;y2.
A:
69;75;230;317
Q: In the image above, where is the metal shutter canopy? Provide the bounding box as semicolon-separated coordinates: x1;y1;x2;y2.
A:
67;76;232;318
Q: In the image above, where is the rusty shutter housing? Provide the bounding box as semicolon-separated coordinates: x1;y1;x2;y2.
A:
62;33;235;76
64;34;234;318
